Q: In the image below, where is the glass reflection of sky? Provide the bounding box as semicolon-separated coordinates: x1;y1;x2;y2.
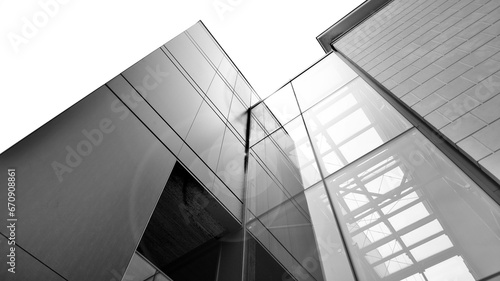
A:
314;129;500;280
303;76;411;176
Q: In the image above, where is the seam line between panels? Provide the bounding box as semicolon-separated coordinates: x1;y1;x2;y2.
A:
290;82;360;281
0;232;69;281
108;79;245;213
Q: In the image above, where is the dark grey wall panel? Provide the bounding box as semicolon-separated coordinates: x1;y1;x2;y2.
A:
107;74;184;156
0;86;176;280
0;235;65;281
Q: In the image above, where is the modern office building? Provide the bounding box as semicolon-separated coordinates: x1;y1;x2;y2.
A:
1;0;500;280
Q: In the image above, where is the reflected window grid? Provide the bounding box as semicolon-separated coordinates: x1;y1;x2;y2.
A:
249;49;500;280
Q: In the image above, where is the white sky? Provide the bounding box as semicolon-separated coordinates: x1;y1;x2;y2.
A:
0;0;364;153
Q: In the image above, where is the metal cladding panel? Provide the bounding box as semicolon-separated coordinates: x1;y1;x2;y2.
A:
0;85;176;280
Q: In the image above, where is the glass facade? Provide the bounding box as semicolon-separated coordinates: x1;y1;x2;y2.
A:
1;13;500;281
249;51;500;280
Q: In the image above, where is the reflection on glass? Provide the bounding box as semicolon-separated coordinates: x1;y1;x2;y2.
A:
251;102;280;135
186;22;223;67
251;91;260;106
205;74;233;119
247;191;325;281
247;153;290;216
324;128;500;280
122;48;203;138
228;95;247;140
277;117;321;188
304;77;411;176
264;83;301;125
292;52;358;111
234;74;252;107
184;101;225;170
250;119;319;203
164;33;216;92
218;57;238;89
249;116;267;146
216;128;245;200
122;253;156;280
305;183;356;281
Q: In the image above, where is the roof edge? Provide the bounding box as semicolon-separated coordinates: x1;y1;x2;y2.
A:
316;0;393;53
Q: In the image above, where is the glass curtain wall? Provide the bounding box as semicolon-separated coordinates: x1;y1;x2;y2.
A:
246;52;500;281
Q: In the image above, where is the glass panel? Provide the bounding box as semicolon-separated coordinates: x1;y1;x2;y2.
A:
205;74;233;119
292;52;358;111
325;128;500;280
228;95;247;140
373;253;412;277
251;91;260;106
212;175;243;222
274;117;321;188
247;153;290;216
0;87;177;280
305;183;356;281
107;75;184;155
186;22;223;67
216;128;245;200
400;220;443;246
264;83;301;125
217;56;237;89
122;253;156;281
250;131;306;201
304;77;412;176
184;101;226;170
164;33;216;92
365;240;402;264
122;48;203;138
251;102;280;135
424;256;474;281
249;115;268;146
234;74;252;107
250;192;324;281
410;235;453;262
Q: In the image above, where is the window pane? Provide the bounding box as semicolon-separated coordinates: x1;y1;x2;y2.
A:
292;52;358;111
325;128;500;280
410;235;453;262
264;83;301;125
217;57;237;89
251;102;280;135
205;74;233;120
228;95;247;140
184;101;226;170
164;33;216;92
234;74;252;107
304;77;412;176
186;22;223;67
305;183;357;281
424;256;474;281
122;48;203;138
